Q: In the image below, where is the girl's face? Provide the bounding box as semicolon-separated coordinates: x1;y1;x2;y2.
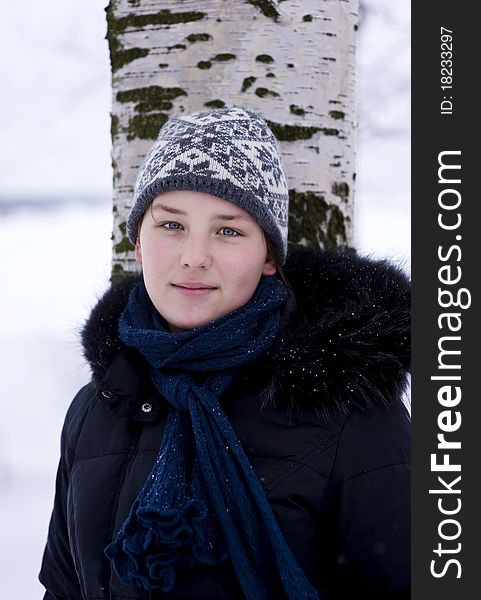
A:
135;190;276;332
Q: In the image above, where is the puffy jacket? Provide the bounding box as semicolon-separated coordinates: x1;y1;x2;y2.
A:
39;248;411;600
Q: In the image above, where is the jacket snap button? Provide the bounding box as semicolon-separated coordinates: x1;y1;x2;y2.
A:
101;390;113;399
141;403;153;413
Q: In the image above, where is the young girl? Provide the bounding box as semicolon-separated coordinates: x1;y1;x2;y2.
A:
40;106;410;599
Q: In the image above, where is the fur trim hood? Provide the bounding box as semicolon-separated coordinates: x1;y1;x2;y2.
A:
81;248;410;416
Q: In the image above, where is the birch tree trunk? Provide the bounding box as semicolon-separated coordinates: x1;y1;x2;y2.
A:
107;0;358;280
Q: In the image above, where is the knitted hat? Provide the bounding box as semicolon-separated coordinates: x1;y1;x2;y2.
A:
127;105;289;264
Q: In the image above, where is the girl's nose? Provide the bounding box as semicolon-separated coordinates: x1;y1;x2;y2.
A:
180;234;212;269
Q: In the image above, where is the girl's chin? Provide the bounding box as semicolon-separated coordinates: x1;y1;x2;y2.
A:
166;313;219;332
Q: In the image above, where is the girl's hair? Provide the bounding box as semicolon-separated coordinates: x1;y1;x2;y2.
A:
263;233;292;292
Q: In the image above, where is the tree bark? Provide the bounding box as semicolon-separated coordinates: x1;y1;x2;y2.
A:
107;0;358;280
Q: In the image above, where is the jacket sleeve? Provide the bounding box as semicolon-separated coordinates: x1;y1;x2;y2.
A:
38;384;93;600
327;402;411;600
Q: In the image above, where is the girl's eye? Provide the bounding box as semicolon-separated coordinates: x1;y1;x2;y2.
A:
219;227;239;237
161;221;183;230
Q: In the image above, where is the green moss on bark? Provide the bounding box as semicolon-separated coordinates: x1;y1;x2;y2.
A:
112;158;121;182
332;182;350;199
166;43;187;52
265;120;320;141
255;87;279;98
204;99;226;108
116;87;187;137
186;33;212;43
111;115;119;139
288;190;347;249
110;43;149;72
111;262;126;284
116;86;187;113
325;205;348;246
289;105;306;116
107;7;206;34
323;128;340;136
265;119;339;141
126;113;170;140
241;76;256;92
288;190;327;247
256;54;274;63
106;4;206;75
246;0;280;21
329;110;345;120
133;100;166;113
213;53;236;62
114;235;134;253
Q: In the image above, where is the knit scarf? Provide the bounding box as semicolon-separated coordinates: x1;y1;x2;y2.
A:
104;275;319;600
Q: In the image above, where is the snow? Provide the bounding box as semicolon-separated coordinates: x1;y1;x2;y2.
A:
0;2;409;598
0;205;112;598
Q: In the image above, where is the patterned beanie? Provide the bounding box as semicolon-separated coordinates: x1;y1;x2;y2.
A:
127;105;289;264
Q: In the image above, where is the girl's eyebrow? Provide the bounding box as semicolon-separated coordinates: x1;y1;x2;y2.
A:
151;204;185;215
151;203;250;222
213;213;249;222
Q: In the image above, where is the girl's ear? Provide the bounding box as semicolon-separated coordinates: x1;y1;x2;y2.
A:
135;238;142;264
262;258;276;276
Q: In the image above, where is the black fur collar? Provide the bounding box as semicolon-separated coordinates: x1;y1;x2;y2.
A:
81;248;410;415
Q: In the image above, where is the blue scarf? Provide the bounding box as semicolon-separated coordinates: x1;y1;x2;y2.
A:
105;275;318;600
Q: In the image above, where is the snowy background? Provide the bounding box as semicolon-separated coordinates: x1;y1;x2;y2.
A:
0;1;410;597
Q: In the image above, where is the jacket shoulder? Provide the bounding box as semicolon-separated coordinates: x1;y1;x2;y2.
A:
263;248;411;416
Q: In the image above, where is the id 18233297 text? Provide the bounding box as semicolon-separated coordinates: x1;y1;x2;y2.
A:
440;27;453;115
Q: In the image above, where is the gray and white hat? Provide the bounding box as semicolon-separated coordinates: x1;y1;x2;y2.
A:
127;105;289;264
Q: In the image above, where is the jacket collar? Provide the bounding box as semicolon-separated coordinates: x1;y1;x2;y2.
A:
81;248;410;416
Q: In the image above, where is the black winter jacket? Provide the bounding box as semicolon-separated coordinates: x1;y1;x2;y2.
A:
39;248;411;600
